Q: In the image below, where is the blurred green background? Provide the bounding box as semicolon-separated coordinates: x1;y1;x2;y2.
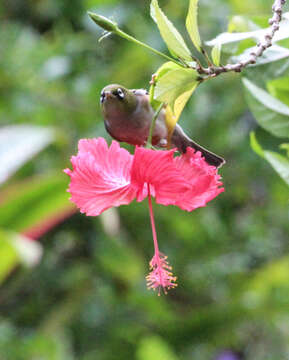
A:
0;0;289;359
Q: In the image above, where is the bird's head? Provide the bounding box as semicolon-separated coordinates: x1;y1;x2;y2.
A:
100;84;137;116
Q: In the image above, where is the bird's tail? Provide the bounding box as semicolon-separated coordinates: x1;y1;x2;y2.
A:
171;124;225;168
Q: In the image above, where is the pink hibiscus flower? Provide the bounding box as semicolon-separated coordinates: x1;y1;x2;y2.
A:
64;137;224;295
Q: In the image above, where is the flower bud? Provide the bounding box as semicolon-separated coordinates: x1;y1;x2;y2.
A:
87;12;118;33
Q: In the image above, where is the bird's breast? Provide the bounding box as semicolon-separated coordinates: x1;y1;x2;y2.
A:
104;111;150;146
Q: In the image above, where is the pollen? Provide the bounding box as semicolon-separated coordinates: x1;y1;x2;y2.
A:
146;252;177;296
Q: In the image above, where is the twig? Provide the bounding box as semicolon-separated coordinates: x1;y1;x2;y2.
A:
198;0;287;77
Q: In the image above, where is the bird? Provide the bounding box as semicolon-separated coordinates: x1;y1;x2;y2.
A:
100;84;225;168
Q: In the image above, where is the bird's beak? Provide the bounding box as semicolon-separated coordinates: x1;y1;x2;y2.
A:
104;91;113;99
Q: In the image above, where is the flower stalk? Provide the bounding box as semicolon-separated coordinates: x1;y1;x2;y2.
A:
88;12;182;66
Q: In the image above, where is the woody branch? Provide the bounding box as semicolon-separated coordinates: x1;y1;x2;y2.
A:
197;0;287;76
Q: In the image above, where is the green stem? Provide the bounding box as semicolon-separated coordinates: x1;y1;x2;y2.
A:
116;29;183;67
201;47;213;67
149;77;156;105
146;103;164;148
88;12;185;67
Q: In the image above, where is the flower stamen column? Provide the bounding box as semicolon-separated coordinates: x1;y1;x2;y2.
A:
146;184;177;295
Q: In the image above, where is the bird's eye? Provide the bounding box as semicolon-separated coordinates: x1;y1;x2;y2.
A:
116;88;124;100
100;91;105;103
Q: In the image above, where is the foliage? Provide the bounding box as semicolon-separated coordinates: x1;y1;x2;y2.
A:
250;132;289;185
0;0;289;359
89;0;289;182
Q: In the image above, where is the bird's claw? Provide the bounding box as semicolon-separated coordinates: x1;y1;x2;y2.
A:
150;74;157;86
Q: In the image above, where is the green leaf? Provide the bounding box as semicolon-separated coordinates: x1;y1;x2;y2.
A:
0;232;19;283
232;45;289;66
150;62;197;123
207;14;289;63
267;77;289;107
280;143;289;157
0;174;74;237
154;67;198;105
154;61;182;79
163;85;197;138
150;0;192;61
173;86;197;120
250;132;289;186
211;41;221;66
186;0;202;52
0;125;54;185
242;78;289;138
154;67;198;123
0;229;42;283
227;15;261;33
149;61;184;109
250;132;264;158
264;151;289;186
207;29;263;47
207;14;289;47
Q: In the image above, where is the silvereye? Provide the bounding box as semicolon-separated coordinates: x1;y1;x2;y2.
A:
100;84;225;168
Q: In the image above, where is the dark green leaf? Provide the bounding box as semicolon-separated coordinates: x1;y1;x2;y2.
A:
243;78;289;138
265;151;289;186
250;132;289;186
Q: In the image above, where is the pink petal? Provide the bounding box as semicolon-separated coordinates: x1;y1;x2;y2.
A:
130;147;190;205
64;138;137;216
173;148;224;211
